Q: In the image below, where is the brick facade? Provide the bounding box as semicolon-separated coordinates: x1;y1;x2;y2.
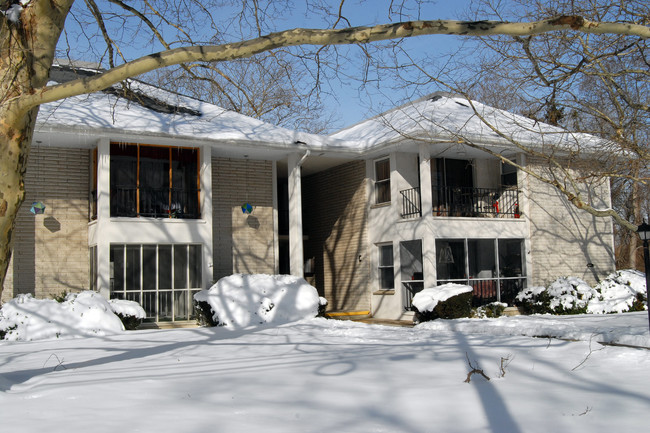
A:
212;157;275;281
525;156;615;286
3;146;91;302
303;161;370;311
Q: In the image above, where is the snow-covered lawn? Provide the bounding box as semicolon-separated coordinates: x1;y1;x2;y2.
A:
1;313;649;433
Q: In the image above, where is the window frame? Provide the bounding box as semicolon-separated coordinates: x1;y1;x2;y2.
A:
109;243;203;322
374;158;391;204
109;142;201;219
435;238;526;305
377;243;395;291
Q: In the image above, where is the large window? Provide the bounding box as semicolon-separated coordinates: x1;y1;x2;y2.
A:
110;244;202;321
375;158;391;204
110;143;200;218
436;238;526;305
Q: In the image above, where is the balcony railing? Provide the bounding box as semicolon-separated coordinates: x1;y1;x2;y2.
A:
433;186;520;218
400;187;422;219
111;186;200;219
399;185;520;219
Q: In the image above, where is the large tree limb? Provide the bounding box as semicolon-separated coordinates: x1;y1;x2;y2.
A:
12;16;650;114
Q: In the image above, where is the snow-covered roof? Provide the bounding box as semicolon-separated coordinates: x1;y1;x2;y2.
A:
331;92;605;153
34;66;606;159
35;66;348;153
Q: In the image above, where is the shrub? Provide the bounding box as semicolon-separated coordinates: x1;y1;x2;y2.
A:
107;299;146;330
516;277;597;315
473;302;507;318
414;291;472;323
51;291;70;303
194;299;221;327
114;313;141;330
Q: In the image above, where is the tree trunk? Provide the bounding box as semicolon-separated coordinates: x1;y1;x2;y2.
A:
0;0;74;300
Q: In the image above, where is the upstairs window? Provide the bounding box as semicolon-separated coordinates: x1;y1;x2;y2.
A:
110;143;200;219
375;158;391;204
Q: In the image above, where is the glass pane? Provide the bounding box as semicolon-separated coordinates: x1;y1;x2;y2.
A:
110;244;124;294
158;245;172;290
379;244;393;267
375;181;391;203
142;245;157;291
375;159;390;181
435;239;466;280
468;239;495;279
400;240;423;281
189;245;202;288
139;146;170;218
174;245;188;289
158;291;173;321
125;291;141;305
379;267;395;290
125;245;141;291
499;239;524;277
174;290;189;320
89;246;97;292
375;159;391;204
189;290;201;319
171;148;199;218
110;144;138;217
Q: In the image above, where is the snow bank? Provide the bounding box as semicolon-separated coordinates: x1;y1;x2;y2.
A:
412;283;473;312
194;274;323;329
0;292;125;341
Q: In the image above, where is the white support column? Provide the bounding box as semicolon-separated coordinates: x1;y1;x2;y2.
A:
287;152;304;277
272;161;280;274
419;144;436;289
419;144;433;217
200;145;213;289
96;138;111;299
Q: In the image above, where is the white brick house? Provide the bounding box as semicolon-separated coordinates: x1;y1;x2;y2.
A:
3;66;615;322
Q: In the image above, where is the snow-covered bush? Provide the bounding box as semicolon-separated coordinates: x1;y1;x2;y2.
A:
516;277;597;315
472;302;507;318
109;299;146;330
412;283;473;323
588;270;647;314
517;271;647;315
193;274;324;329
0;291;125;341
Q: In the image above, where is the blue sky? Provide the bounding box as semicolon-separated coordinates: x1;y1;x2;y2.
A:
58;0;473;131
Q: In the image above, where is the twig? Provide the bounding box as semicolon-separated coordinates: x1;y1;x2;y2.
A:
572;334;606;371
464;353;490;383
498;354;514;378
43;354;66;371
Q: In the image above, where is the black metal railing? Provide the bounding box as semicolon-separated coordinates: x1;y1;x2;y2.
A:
111;186;200;219
403;280;424;311
400;187;422;219
433;186;520;218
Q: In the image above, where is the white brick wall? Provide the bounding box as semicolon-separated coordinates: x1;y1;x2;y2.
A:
4;146;90;302
525;156;615;286
211;158;275;281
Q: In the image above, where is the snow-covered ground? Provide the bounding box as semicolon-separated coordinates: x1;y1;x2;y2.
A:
1;312;649;433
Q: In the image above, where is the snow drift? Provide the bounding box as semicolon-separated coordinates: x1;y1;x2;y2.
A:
194;274;324;329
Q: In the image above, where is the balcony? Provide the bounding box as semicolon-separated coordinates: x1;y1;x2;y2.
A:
399;185;520;219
